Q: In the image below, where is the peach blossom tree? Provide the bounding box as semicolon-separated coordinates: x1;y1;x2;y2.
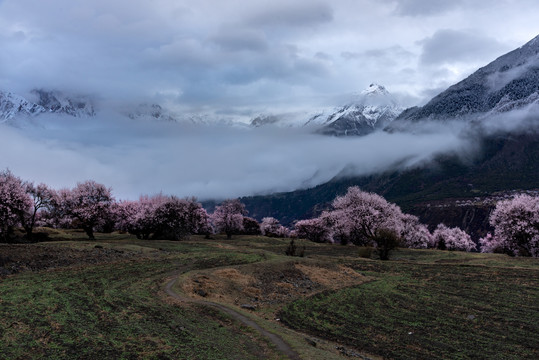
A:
480;194;539;257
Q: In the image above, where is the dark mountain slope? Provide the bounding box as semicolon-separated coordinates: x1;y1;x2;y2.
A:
397;35;539;122
241;132;539;232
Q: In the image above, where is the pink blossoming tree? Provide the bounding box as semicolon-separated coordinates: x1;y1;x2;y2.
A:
153;197;209;240
260;217;289;237
65;180;114;240
400;214;432;249
0;170;32;242
480;194;539;257
260;217;281;237
211;199;247;239
432;224;476;252
21;182;55;241
331;186;405;247
294;215;333;243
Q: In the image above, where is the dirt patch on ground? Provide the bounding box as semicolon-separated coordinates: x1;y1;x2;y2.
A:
295;263;364;287
181;261;368;309
0;243;138;276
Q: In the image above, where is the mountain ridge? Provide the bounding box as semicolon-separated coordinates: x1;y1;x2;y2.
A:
396;35;539;123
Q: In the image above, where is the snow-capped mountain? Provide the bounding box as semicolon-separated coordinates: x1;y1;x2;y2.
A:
0;91;47;122
397;35;539;123
307;83;404;136
0;89;95;122
127;103;178;122
249;84;404;136
30;89;96;118
126;104;248;127
0;88;249;128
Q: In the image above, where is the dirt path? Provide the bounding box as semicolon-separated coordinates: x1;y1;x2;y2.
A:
164;274;301;360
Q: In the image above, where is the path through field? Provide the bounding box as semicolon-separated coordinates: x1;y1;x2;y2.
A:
165;273;301;360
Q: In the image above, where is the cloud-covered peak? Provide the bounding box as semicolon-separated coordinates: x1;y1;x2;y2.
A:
355;83;398;109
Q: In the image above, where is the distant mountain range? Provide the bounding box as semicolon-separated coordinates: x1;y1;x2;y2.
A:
3;34;539;134
0;84;404;136
250;83;404;136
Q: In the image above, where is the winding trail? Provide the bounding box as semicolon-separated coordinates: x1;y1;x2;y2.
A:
164;274;301;360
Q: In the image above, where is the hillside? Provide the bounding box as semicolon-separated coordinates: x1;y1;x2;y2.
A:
397;35;539;122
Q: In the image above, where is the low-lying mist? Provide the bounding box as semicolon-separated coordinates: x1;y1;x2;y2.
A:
1;106;536;201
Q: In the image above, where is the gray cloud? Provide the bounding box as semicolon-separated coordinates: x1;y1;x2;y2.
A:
419;29;508;66
0;1;538;120
210;29;268;52
245;2;333;28
0;115;470;201
5;106;536;201
384;0;465;16
342;46;414;67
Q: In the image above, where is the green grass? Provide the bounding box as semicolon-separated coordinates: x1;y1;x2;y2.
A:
0;240;281;360
280;251;539;359
2;233;538;360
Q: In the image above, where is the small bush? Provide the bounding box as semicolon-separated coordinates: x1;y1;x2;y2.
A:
373;229;400;260
358;246;373;258
285;239;305;257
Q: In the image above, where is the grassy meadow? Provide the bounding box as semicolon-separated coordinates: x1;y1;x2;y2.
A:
0;232;537;359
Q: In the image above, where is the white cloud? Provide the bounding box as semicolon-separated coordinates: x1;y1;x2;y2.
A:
0;113;474;201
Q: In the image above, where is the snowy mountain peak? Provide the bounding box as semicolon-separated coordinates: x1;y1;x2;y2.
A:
362;83;389;96
127;103;178;122
0;89;96;121
30;89;96;117
0;91;46;122
306;84;404;136
353;83;399;109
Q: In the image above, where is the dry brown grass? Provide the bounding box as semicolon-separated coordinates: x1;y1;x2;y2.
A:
180;260;369;309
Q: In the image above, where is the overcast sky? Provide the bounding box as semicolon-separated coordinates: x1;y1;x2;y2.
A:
1;0;539;201
1;0;538;114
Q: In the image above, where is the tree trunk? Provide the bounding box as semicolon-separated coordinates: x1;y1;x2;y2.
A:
24;226;33;242
84;226;95;240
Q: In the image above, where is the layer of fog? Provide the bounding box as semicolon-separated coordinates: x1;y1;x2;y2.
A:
1;105;536;201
